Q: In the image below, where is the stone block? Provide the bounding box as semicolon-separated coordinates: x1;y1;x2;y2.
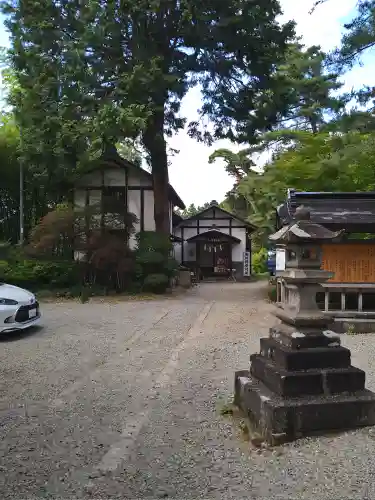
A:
250;354;323;397
250;354;365;397
234;371;375;444
259;337;351;371
325;367;366;394
269;326;341;349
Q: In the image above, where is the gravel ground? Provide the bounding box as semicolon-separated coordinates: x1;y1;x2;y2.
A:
1;281;375;499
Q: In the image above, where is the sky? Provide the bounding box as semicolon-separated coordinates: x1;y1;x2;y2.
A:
168;0;375;206
0;0;374;206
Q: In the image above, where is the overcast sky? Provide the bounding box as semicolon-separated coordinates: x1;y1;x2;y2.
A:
0;0;374;206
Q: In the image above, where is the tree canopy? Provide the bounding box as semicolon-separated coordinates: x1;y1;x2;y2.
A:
2;0;296;233
209;5;375;248
1;0;375;251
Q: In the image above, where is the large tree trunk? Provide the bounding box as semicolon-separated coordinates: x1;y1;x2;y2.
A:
143;110;170;234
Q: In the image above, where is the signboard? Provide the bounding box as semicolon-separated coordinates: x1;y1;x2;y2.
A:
276;248;286;271
243;251;250;276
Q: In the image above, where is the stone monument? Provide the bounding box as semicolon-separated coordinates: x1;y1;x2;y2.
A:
234;206;375;444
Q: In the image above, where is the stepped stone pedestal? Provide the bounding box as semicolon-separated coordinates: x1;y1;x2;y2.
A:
234;206;375;444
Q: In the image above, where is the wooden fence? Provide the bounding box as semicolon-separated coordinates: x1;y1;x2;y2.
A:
322;242;375;283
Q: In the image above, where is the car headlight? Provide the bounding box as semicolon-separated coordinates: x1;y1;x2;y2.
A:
0;298;19;305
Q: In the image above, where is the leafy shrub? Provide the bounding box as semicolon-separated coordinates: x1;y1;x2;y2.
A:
135;231;177;293
252;247;268;274
143;273;169;293
0;260;8;281
3;259;81;289
0;241;11;260
135;231;172;256
26;203;138;292
164;257;179;277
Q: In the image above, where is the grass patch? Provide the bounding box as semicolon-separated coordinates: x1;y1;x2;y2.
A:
219;403;235;416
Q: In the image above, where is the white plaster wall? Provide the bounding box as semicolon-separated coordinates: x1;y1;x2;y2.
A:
173;242;182;262
128;189;141;231
75;170;102;187
181;226;198;239
144;190;155;231
128;168;152;187
231;227;247;261
88;189;102;226
76;165;153;188
231;219;246;227
74;189;86;208
184;242;196;262
103;168;126;186
89;189;102;206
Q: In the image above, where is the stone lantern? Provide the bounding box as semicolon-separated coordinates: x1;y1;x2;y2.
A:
234;206;375;444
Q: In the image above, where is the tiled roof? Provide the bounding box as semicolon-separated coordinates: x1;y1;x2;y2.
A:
277;189;375;229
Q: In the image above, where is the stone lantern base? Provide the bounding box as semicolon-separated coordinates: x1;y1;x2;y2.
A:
234;327;375;444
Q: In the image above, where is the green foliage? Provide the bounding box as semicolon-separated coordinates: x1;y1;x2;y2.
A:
3;258;80;289
135;231;172;257
252;248;268;274
2;0;295;233
26;203;138;291
314;1;375;68
271;42;348;134
0;259;8;280
135;231;178;293
143;273;169;294
214;125;375;246
177;202;211;218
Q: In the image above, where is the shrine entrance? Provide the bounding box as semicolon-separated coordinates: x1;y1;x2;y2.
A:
198;240;231;278
186;229;241;279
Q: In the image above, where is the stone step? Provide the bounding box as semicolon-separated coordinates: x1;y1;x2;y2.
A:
250;354;365;397
234;370;375;444
259;337;351;371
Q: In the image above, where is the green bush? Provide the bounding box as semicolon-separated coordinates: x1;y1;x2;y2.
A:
135;231;172;256
252;247;268;274
0;260;8;281
3;259;81;290
143;273;169;293
134;231;177;293
0;241;11;260
164;257;179;278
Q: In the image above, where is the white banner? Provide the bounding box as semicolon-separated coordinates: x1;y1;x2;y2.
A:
276;248;286;271
243;251;250;276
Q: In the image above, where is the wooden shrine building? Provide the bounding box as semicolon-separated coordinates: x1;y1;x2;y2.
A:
276;189;375;332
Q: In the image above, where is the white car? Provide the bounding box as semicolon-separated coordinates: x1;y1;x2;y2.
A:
0;283;41;333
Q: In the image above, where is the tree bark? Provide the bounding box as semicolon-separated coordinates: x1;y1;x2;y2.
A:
143;110;170;235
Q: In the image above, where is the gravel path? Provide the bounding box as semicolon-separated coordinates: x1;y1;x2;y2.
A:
1;282;375;499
